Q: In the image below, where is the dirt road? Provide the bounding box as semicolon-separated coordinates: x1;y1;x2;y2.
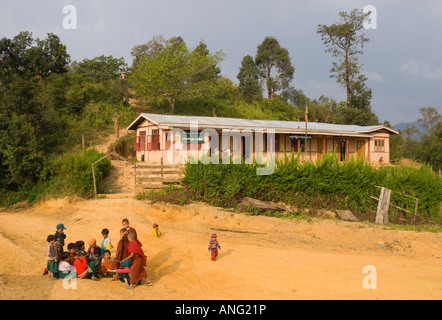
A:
0;197;440;300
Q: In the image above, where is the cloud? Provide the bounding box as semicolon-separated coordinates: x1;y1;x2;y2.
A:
293;79;343;101
427;0;442;19
400;59;442;81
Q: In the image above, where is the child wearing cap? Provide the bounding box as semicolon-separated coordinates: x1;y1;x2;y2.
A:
87;238;97;260
208;233;221;261
151;223;162;237
54;223;67;252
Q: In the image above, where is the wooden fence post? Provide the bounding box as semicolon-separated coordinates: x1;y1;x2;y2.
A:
134;164;137;193
413;197;418;225
92;164;97;198
161;157;164;181
375;187;391;225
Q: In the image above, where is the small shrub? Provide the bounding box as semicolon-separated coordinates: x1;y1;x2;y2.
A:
58;149;112;197
109;132;136;158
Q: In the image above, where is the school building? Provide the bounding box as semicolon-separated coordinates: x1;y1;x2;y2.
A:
126;113;398;165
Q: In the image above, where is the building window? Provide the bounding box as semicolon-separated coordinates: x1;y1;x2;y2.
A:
374;139;385;152
152;129;159;135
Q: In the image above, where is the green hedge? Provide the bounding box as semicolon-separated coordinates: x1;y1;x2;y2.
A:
57;149;112;197
182;153;442;223
0;149;112;206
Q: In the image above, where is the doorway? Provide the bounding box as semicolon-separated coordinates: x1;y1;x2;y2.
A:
357;140;365;160
317;138;324;160
339;140;346;161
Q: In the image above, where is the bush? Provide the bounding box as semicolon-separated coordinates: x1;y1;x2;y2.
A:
181;153;442;224
0;149;113;206
109;132;136;159
83;102;136;129
58;149;112;197
377;164;442;222
0;177;64;207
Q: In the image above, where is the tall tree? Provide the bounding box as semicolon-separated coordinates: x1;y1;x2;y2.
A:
131;37;225;114
331;101;379;126
74;55;127;82
29;33;70;82
401;124;420;160
130;35;166;68
255;36;294;100
0;32;70;83
417;106;441;132
417;107;442;170
193;40;221;82
0;31;34;81
317;9;370;107
237;55;262;103
280;86;306;107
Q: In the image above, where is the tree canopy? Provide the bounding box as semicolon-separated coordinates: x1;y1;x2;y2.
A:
317;9;370;105
0;31;70;83
131;37;225;114
237;55;262;103
73;55;127;82
0;32;134;193
130;34;166;69
255;36;295;100
317;9;379;125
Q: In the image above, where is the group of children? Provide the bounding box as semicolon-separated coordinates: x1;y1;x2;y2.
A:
45;219;163;289
46;219;222;289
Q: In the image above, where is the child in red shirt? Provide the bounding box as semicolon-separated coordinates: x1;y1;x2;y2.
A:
73;251;97;280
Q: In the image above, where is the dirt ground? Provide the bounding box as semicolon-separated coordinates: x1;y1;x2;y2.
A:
0;196;441;300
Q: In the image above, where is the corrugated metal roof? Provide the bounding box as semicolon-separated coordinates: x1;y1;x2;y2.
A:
127;113;398;135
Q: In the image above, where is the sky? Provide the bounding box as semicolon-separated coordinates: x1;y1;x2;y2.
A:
1;0;441;125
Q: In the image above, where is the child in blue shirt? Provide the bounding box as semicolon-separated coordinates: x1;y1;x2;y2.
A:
54;223;67;252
